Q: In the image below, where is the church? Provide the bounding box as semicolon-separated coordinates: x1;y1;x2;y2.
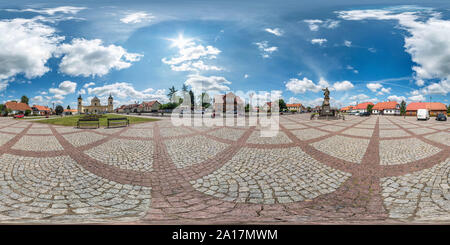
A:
77;94;113;114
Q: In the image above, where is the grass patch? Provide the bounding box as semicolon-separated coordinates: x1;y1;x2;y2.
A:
33;114;159;127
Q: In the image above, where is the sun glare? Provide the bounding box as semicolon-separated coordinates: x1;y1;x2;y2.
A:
168;34;194;49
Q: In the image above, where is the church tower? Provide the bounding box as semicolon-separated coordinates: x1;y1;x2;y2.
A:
77;95;83;114
108;94;114;112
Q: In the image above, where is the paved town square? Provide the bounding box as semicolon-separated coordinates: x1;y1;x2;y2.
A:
0;114;448;224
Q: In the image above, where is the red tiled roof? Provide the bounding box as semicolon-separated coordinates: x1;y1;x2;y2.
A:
5;101;31;111
63;109;78;112
340;106;354;111
32;105;50;111
406;102;447;111
286;103;303;107
354;102;374;110
142;100;159;107
372;101;398;110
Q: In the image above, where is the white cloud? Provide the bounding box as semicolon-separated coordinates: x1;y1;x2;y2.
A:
337;7;450;95
264;28;283;36
31;95;46;105
387;95;406;102
380;87;391;94
56;38;142;77
49;81;77;96
184;74;231;94
244;74;249;79
0;18;63;91
120;11;154;24
332;80;354;91
287;97;301;104
415;79;425;86
366;83;383;92
344;40;352;47
254;41;278;58
286;77;354;94
162;37;222;71
285;77;324;94
304;20;322;31
311;38;327;46
346;65;358;74
83;82;95;88
420;80;450;95
6;6;86;15
408;94;426;102
48;80;77;103
304;19;340;31
349;94;369;101
87;82;168;103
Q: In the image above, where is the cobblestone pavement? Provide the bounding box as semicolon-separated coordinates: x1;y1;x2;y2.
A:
0;114;448;224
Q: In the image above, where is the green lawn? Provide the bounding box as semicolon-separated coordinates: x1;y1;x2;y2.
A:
33;114;159;127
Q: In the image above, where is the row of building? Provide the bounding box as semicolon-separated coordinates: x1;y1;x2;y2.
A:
3;101;78;115
115;101;162;113
340;101;448;116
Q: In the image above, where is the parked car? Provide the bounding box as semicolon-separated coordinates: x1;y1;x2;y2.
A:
354;112;360;116
417;109;430;120
360;112;371;116
436;113;447;121
13;114;24;118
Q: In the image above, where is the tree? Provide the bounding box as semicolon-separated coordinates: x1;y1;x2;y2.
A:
278;99;287;112
25;109;31;116
160;102;179;110
67;105;71;109
367;104;374;114
189;90;195;110
55;105;64;115
182;84;188;93
20;95;29;105
400;100;407;115
167;86;178;102
307;106;312;112
245;103;250;113
199;92;211;109
447;104;450;114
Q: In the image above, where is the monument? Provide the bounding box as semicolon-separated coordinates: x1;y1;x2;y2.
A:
318;87;340;120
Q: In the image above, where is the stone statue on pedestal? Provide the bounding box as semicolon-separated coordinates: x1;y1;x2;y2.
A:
322;87;330;106
320;87;332;117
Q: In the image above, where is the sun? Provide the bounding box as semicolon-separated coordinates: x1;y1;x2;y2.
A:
167;34;194;49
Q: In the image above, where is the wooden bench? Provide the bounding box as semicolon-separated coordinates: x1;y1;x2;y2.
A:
107;117;129;128
77;118;100;128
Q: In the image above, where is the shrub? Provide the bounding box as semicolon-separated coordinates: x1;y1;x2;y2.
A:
25;109;31;116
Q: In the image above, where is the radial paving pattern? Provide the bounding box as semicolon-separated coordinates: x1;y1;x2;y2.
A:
0;114;448;224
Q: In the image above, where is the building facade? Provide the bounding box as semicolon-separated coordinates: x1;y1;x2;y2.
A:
213;92;244;114
351;102;374;113
372;101;400;115
31;105;51;115
406;102;447;116
340;106;354;113
286;103;306;112
77;95;113;114
5;101;31;114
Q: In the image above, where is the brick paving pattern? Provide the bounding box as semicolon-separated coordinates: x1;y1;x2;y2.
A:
0;114;447;224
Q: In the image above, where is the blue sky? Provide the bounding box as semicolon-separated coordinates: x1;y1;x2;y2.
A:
0;0;449;109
